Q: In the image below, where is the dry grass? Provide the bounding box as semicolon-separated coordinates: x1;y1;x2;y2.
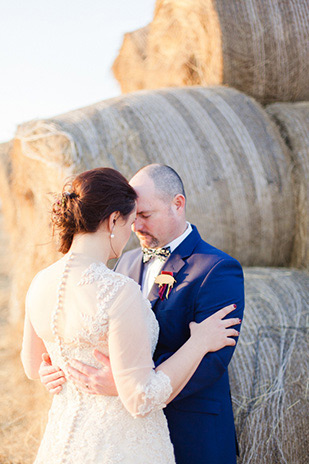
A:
0;213;51;463
0;327;51;464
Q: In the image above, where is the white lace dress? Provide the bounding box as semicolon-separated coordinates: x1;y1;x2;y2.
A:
24;256;176;464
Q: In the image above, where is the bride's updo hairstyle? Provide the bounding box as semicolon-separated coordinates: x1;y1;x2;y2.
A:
52;167;137;254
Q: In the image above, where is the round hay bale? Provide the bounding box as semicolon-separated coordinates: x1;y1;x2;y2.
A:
8;86;294;320
122;0;309;103
266;102;309;269
230;267;309;464
112;26;149;94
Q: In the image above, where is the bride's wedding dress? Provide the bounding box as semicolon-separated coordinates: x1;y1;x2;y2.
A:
24;254;176;464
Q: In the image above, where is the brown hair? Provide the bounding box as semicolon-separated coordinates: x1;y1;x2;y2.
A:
52;167;137;253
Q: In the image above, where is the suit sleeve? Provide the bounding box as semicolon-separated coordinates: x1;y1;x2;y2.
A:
155;258;244;401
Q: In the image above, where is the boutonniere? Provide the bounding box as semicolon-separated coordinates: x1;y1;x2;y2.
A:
154;271;176;300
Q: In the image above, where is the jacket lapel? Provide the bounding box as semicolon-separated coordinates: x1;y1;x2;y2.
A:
148;225;202;307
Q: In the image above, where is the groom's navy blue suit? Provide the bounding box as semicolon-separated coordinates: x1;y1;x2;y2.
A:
115;225;244;464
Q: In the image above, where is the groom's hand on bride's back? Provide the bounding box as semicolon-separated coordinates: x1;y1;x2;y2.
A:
66;350;118;396
39;351;117;396
39;353;66;394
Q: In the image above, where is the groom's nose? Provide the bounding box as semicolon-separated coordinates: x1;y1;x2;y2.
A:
132;216;141;233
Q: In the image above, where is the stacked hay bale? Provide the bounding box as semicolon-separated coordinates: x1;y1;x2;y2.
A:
1;1;308;460
266;102;309;269
2;86;296;321
113;0;309;104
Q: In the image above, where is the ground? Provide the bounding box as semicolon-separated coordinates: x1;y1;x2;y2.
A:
0;211;50;464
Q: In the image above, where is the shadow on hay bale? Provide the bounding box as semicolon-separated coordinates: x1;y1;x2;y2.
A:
113;0;309;104
0;86;296;320
266;102;309;270
230;267;309;464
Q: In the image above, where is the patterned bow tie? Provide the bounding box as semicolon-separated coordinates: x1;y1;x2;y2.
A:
142;247;171;263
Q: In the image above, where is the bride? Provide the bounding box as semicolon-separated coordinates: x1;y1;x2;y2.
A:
21;167;240;464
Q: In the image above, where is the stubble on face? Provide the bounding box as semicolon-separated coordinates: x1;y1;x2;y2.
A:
136;231;159;249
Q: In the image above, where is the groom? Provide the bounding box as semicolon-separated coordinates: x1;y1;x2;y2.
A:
40;164;244;464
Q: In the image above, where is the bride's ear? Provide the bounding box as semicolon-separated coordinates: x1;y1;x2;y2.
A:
108;211;120;234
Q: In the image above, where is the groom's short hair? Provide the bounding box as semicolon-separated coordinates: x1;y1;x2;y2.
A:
137;164;186;200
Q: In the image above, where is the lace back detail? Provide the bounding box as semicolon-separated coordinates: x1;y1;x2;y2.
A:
77;263;131;345
50;252;83;464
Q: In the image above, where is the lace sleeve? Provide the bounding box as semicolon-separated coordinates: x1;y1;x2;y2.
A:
135;370;172;417
107;278;172;418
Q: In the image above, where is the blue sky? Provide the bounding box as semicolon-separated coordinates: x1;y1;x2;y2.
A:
0;0;155;142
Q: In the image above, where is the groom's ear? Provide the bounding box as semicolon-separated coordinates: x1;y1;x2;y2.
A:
173;194;186;212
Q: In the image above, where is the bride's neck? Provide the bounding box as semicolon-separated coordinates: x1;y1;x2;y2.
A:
69;229;110;265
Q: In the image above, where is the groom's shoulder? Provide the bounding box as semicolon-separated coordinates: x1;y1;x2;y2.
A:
119;247;142;262
114;247;141;272
191;234;243;272
189;225;241;268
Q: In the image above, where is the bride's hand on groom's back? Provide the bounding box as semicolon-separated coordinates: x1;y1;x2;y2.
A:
189;304;241;354
39;353;66;394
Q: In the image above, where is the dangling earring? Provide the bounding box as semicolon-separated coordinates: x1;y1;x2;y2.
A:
110;218;116;238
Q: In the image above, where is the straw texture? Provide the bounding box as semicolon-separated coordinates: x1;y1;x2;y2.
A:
266;102;309;269
4;138;66;323
230;267;309;464
0;142;15;229
114;0;309;104
146;0;223;88
113;26;149;94
2;86;295;320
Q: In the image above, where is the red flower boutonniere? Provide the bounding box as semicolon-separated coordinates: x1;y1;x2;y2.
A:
154;271;176;300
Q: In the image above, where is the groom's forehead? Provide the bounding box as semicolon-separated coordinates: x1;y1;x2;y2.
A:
136;194;166;214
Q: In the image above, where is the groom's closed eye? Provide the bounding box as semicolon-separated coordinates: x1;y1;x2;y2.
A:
138;212;152;219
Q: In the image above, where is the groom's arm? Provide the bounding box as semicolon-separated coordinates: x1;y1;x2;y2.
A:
155;258;244;401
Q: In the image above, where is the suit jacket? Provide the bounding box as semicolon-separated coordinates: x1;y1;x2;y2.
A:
115;225;244;464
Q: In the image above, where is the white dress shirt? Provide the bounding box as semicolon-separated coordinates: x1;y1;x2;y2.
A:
141;222;193;297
